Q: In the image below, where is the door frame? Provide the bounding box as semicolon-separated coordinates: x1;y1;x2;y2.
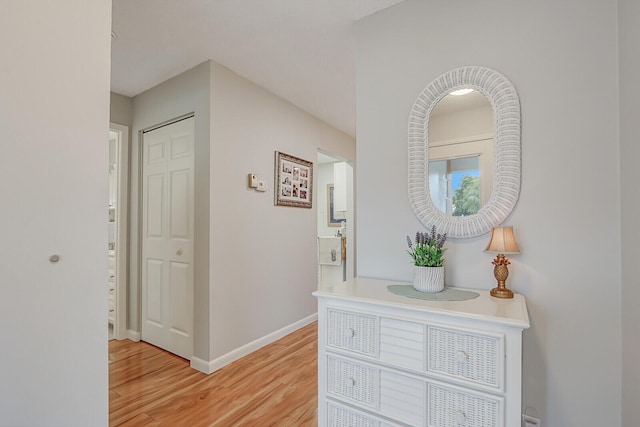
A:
110;122;129;340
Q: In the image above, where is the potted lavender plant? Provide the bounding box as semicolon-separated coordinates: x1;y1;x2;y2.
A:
406;226;447;292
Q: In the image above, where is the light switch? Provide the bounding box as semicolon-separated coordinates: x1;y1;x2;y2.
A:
248;174;258;188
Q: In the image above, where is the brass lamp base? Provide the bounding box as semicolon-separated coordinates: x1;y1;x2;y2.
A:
490;285;514;299
490;254;514;299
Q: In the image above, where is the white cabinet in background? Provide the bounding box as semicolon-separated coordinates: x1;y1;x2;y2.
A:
314;277;530;427
108;249;116;325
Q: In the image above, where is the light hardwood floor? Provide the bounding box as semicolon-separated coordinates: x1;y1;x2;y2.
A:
109;322;318;426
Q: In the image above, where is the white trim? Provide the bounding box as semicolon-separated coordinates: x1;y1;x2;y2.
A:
408;66;521;238
189;313;318;374
189;356;211;374
429;132;493;148
126;329;141;342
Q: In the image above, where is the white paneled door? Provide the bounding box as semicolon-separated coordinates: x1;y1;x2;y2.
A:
141;117;195;360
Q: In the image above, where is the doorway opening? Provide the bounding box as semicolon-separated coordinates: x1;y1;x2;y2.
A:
316;150;354;288
109;123;129;340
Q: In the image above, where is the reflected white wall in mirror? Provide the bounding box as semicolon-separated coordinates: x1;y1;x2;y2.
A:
428;90;493;216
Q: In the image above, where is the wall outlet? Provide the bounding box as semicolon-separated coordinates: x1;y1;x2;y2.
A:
523;414;541;427
248;174;258;188
256;180;267;192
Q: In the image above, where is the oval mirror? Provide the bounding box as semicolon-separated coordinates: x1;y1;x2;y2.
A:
408;66;520;238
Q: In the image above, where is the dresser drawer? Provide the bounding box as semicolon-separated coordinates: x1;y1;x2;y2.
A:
427;325;504;390
327;356;378;409
327;308;378;357
427;382;504;427
327;355;427;426
328;401;401;427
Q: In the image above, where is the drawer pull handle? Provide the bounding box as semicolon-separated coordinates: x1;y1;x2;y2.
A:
456;350;469;363
346;377;356;387
455;410;467;424
346;328;355;338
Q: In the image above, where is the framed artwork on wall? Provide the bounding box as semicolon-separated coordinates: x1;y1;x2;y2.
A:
274;151;313;208
327;184;346;227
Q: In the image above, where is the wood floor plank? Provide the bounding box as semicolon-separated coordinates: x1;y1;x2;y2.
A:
109;322;318;427
116;413;160;427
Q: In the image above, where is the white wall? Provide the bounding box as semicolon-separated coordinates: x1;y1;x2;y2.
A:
110;92;133;127
618;0;640;424
429;102;493;142
131;61;212;360
208;61;355;359
127;59;355;366
0;1;111;425
356;1;621;426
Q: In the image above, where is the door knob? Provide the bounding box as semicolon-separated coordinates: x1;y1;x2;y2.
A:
176;249;183;256
49;254;60;263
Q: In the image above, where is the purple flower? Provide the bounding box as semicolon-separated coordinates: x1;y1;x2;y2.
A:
406;226;447;267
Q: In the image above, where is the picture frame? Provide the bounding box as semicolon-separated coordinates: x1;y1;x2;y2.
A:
327;184;346;227
274;151;313;208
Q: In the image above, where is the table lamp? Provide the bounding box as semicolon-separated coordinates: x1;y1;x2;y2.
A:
485;226;520;299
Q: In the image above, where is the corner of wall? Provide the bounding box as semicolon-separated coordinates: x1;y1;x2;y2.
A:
110;92;134;127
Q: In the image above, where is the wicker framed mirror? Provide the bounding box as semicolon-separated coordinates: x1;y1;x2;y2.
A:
408;66;521;238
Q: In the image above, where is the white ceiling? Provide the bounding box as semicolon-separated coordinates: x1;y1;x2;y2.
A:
111;0;405;137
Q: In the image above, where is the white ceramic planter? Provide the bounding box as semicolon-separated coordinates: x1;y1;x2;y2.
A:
413;265;444;293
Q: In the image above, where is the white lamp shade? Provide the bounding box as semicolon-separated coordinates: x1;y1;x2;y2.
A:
485;226;520;254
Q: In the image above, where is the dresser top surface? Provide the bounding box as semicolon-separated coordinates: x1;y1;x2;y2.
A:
313;277;530;329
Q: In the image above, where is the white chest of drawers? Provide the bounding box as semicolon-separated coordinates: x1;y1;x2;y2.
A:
313;277;530;427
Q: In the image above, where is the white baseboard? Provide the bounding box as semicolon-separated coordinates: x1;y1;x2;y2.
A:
190;356;210;373
190;313;317;375
126;329;141;342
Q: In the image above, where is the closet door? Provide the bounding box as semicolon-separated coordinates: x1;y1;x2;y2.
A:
141;116;194;359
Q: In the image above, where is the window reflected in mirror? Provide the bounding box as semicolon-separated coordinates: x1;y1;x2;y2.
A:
429;156;480;216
